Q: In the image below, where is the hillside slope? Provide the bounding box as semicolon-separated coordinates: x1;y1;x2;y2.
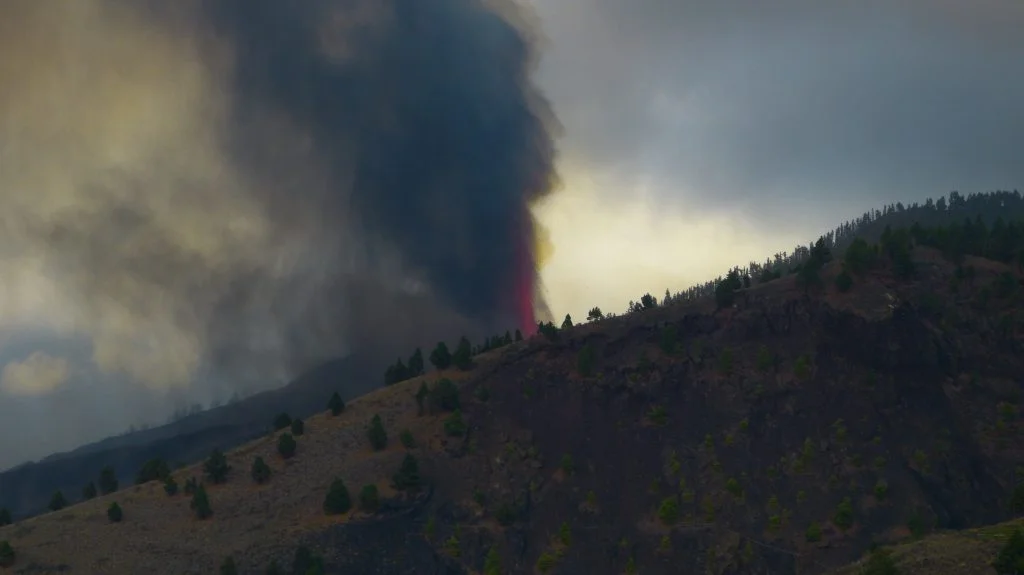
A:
1;243;1022;574
0;355;381;520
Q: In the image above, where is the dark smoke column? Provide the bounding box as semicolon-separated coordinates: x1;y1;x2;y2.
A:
203;0;558;336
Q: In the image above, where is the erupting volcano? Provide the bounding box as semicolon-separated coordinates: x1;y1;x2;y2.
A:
514;233;539;336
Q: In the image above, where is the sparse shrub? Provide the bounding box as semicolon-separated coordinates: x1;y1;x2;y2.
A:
368;414;388;450
444;529;461;557
323;478;352;515
444;409;467;437
739;418;750;432
220;556;238;575
272;412;292;431
704;434;714;450
992;528;1024;574
82;481;97;500
835;269;854;292
536;551;558;573
0;508;10;526
107;502;123;523
98;466;118;495
666;451;681;476
806;522;822;542
393;454;421;491
874;479;889;500
290;417;305;436
625;555;638;574
251;456;271;484
558;521;572;547
717;347;734;375
48;491;67;512
576;344;595;376
135;458;170;485
483;546;502;575
0;541;14;568
473;490;487;507
794;355;812;380
860;548;900;575
755;345;772;372
560;453;575;475
163;476;178;496
800;437;815;466
278;433;297;459
327;392;345;416
204;449;231;484
359;484;379;512
430;378;461;412
191;485;212;519
834;497;854;530
264;560;281;575
400;429;416;449
657;496;680;525
183;476;198;496
648;405;668;426
833;419;848;442
726;478;742;498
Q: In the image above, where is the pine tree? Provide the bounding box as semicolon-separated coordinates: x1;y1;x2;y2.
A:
408;348;425;377
107;502;123;523
203;449;231;484
452;336;473;370
190;484;212;519
368;414;388;451
429;341;452;370
98;466;118;495
48;491;67;512
251;456;272;484
327;392;345;416
323;478;352;515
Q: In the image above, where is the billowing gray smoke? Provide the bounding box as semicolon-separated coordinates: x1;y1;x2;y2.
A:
0;0;558;397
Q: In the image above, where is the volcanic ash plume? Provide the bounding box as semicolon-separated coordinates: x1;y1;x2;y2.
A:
0;0;559;392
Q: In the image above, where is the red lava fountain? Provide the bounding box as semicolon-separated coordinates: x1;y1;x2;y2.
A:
514;238;538;336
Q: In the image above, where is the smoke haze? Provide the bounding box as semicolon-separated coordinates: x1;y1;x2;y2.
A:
0;0;557;468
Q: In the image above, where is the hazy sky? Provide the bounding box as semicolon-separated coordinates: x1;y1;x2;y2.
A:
533;0;1024;323
1;0;1023;469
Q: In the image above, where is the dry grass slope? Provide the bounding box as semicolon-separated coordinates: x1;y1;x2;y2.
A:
0;365;485;574
830;518;1024;575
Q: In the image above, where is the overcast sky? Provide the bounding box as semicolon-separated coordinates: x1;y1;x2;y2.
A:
1;0;1023;470
533;0;1024;322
